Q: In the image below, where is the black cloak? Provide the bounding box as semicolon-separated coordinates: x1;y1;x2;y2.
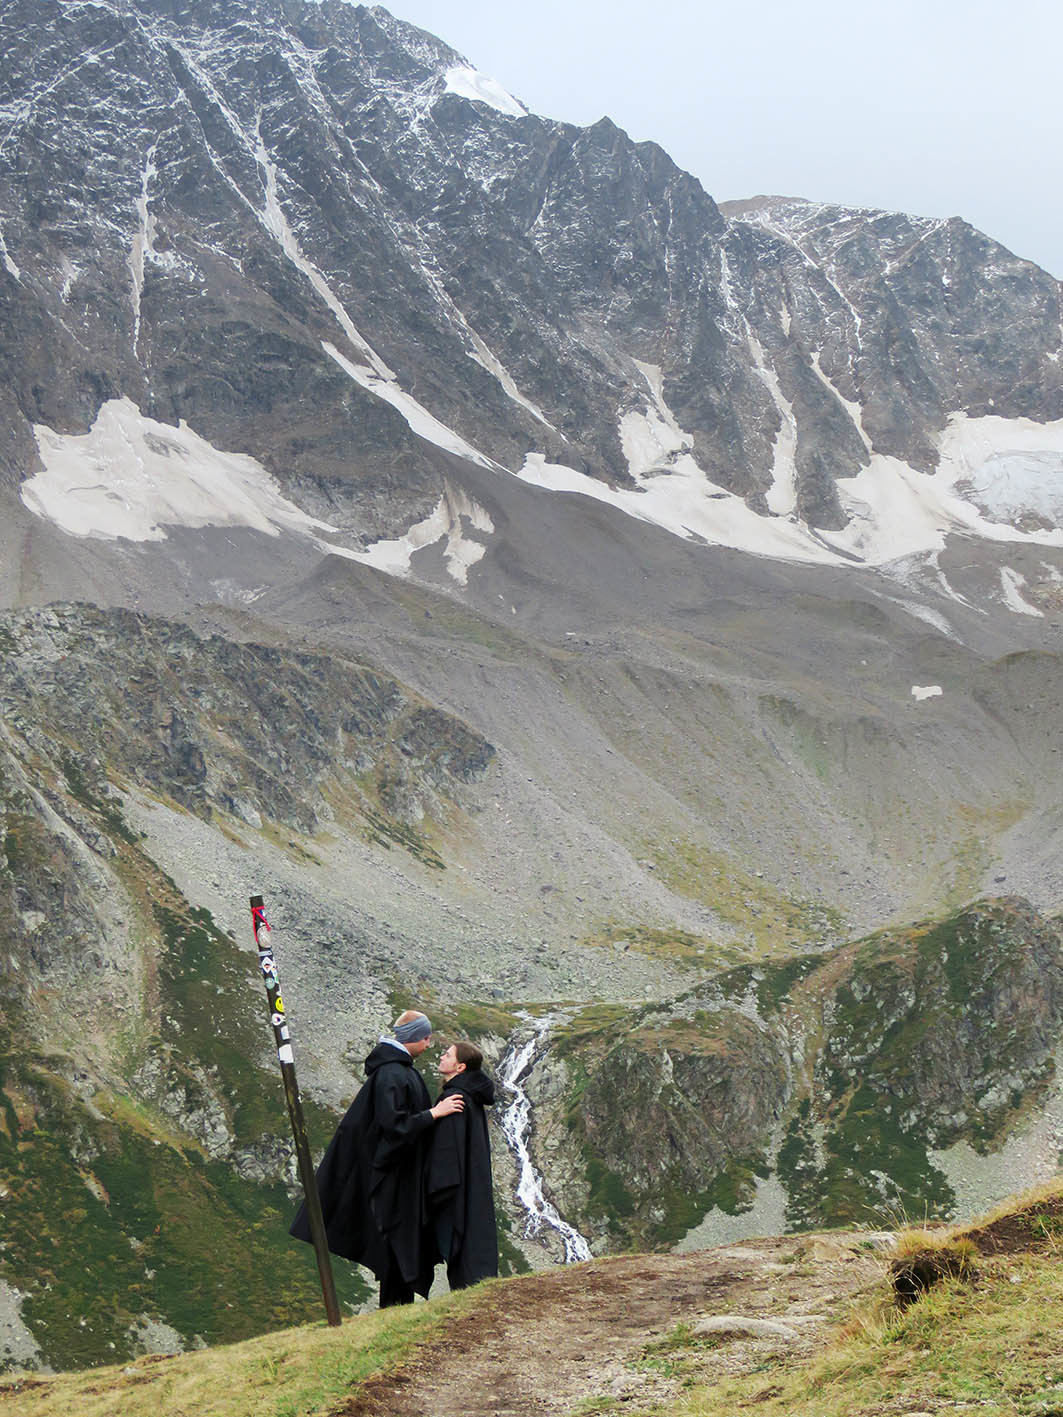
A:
290;1042;435;1293
426;1067;498;1288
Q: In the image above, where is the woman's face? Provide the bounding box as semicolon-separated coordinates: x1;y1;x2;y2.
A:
438;1044;462;1077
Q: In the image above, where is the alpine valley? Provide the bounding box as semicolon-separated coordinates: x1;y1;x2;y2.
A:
2;0;1063;1375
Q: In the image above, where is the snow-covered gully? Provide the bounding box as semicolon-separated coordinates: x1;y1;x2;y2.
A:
498;1016;592;1264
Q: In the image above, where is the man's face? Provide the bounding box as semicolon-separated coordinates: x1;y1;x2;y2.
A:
406;1034;432;1057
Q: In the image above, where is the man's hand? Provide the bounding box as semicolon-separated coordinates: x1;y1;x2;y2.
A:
430;1095;465;1119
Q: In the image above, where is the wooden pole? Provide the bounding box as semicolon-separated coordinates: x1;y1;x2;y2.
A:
249;894;341;1327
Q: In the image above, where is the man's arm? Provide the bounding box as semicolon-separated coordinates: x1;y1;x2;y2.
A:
374;1067;463;1149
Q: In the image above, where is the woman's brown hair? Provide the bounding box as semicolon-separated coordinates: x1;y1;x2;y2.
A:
454;1040;483;1070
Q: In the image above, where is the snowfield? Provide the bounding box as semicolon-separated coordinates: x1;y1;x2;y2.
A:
443;63;528;118
23;399;336;543
21;389;1063;606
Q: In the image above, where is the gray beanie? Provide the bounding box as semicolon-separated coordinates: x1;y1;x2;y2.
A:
393;1012;432;1044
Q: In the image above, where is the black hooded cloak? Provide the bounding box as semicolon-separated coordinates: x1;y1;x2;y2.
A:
426;1067;498;1288
290;1042;435;1294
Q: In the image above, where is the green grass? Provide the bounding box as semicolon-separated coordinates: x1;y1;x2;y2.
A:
4;1187;1063;1417
553;899;1063;1245
59;752;139;844
776;1085;954;1232
580;923;737;970
713;954;823;1015
0;1283;488;1417
672;1253;1063;1416
552;1001;782;1249
359;802;445;868
0;1023;369;1373
0;851;371;1374
773;899;1063;1230
644;838;844;956
141;896;347;1157
399;990;525;1045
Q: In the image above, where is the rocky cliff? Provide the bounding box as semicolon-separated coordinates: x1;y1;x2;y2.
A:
524;900;1063;1250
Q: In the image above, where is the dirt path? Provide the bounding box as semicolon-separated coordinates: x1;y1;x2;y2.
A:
338;1233;886;1417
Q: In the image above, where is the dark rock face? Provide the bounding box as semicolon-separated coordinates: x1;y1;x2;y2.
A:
721;199;1063;476
556;1010;789;1247
1;0;1060;537
821;899;1063;1143
0;603;493;838
545;900;1063;1247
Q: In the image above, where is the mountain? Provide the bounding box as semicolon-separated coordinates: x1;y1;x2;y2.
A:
3;0;1062;570
2;0;1063;1374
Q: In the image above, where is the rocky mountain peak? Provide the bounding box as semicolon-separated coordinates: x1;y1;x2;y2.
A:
2;0;1061;577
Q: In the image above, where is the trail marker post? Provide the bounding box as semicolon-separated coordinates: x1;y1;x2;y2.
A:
249;893;341;1327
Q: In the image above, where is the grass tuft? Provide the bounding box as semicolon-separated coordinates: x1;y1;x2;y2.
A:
889;1230;978;1306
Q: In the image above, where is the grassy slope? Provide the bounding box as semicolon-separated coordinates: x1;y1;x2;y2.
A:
0;823;373;1372
642;1254;1063;1417
0;1010;371;1372
675;1212;1063;1416
0;1286;481;1417
3;1185;1061;1417
547;900;1063;1252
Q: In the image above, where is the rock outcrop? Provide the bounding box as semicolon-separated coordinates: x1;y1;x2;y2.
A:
531;901;1063;1248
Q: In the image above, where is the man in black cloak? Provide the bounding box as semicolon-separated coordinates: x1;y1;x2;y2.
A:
290;1010;464;1306
426;1040;499;1289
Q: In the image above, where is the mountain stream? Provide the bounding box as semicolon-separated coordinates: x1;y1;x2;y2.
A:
498;1014;592;1262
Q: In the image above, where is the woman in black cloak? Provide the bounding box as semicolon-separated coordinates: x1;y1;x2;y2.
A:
426;1039;499;1289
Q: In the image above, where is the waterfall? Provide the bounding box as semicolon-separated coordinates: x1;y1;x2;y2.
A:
498;1014;592;1263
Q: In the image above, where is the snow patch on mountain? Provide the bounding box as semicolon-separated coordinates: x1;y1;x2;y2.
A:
999;567;1043;617
256;138;395;380
0;223;20;280
810;353;873;455
873;591;956;639
22;389;1063;609
129;142;158;350
348;485;493;585
942;416;1063;528
964;452;1063;525
620;361;692;478
423;275;553;428
322;342;497;468
443;64;527;118
517;412;1063;581
22;399;336;542
751;338;799;516
516;451;839;564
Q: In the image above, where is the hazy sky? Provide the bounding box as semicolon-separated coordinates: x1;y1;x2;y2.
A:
386;0;1062;279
